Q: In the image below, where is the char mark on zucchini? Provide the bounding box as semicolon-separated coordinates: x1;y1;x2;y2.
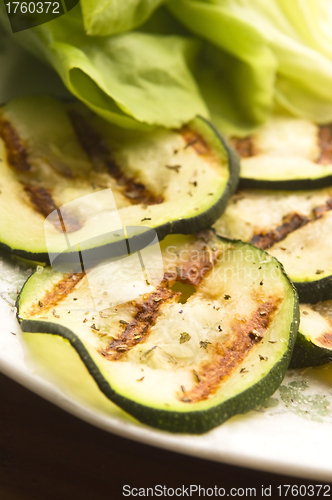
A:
180;299;280;403
181;127;212;157
312;198;332;217
0;114;82;230
229;136;255;158
0;116;31;172
23;185;57;219
317;124;332;165
25;273;85;317
250;197;332;250
176;257;216;286
250;213;308;249
176;251;222;287
23;185;82;232
231;123;332;166
316;332;332;348
69;111;163;206
101;239;225;360
102;234;223;361
165;229;222;286
101;285;180;360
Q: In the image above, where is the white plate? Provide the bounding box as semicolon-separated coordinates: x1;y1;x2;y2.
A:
1;32;332;483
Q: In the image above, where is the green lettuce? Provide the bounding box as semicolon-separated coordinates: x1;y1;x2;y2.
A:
2;0;332;133
1;5;208;129
168;0;332;129
80;0;165;36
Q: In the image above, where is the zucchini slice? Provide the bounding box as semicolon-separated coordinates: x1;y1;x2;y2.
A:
0;96;239;263
230;117;332;190
214;188;332;302
290;302;332;368
17;231;298;434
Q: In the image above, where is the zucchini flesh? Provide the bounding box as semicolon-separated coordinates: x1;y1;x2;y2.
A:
290;302;332;368
230;116;332;190
17;231;298;434
0;96;239;262
214;188;332;302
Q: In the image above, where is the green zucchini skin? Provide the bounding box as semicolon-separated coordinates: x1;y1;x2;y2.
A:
0;242;49;265
289;333;331;369
239;177;332;191
16;318;298;433
290;303;332;368
0;97;240;264
294;278;332;305
17;234;299;434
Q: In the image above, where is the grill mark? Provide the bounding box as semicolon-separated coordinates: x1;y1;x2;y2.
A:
232;126;332;164
93;234;219;359
23;184;82;232
23;184;58;218
317;332;332;348
181;128;211;156
317;124;332;165
69;111;163;206
250;213;308;249
0;117;31;172
26;273;85;318
164;230;222;286
101;286;180;360
180;126;221;166
0;115;81;231
250;198;332;250
179;299;280;403
176;247;221;286
229;136;256;158
99;246;216;360
312;199;332;218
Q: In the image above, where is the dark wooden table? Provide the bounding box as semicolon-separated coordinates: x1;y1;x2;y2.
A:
0;372;330;500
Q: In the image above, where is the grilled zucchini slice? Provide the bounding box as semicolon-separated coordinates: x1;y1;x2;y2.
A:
214;188;332;302
231;117;332;190
290;302;332;368
0;95;239;263
17;231;298;434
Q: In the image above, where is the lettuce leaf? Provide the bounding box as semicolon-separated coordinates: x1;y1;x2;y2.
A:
168;0;332;127
80;0;165;36
2;0;332;133
1;5;208;129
